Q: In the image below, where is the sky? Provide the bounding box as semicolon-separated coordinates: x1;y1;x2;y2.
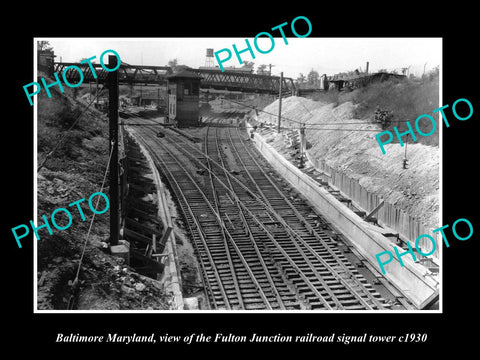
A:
41;37;442;79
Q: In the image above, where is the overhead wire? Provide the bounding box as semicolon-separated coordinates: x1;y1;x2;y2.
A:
221;97;414;130
119;108;165;126
120;106;381;132
119;93;412;133
224;97;380;132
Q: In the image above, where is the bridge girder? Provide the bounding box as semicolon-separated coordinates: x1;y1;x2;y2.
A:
54;63;296;95
54;63;172;85
191;69;296;95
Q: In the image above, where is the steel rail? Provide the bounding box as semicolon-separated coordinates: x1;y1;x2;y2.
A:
129;136;217;310
125;115;390;309
150;123;371;309
223;123;350;309
136;120;333;308
203;126;245;309
164;119;332;309
129;128;232;309
158;131;274;310
208;121;287;310
230;126;386;309
135;121;362;308
160;113;383;310
135;126;276;309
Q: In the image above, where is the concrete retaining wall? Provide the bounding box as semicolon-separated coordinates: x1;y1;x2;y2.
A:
249;126;439;309
306;152;440;260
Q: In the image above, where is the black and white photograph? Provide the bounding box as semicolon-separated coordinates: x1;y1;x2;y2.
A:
4;6;478;354
32;37;442;313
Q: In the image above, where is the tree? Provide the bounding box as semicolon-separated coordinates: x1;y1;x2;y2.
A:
257;64;268;75
241;61;255;70
307;69;319;85
374;106;393;129
426;65;439;81
296;73;306;84
168;58;179;72
38;40;53;51
167;59;189;73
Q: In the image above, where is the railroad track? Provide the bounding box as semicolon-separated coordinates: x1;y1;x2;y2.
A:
123;109;407;310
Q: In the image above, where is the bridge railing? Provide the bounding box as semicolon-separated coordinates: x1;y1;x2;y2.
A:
191;69;296;95
54;63;171;84
54;62;296;96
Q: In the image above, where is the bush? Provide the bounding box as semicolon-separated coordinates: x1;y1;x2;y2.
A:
337;75;439;146
310;90;340;106
37;80;108;167
374;106;393;129
59;130;85;160
55;105;83;129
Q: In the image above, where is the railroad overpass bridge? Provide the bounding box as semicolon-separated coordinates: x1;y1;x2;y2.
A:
190;68;296;96
54;62;296;96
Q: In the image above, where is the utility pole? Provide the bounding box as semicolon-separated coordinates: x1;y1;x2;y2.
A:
299;123;306;168
277;72;283;133
403;134;409;169
108;55;119;246
268;64;275;76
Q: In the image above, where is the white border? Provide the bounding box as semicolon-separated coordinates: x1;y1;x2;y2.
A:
34;38;39;312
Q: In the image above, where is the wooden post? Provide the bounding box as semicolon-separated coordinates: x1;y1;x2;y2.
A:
108;55;119;246
365;199;385;221
159;226;173;248
277;72;283;133
299;124;306;168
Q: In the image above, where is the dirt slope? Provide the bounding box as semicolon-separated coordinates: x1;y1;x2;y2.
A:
256;96;439;230
37;81;170;310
